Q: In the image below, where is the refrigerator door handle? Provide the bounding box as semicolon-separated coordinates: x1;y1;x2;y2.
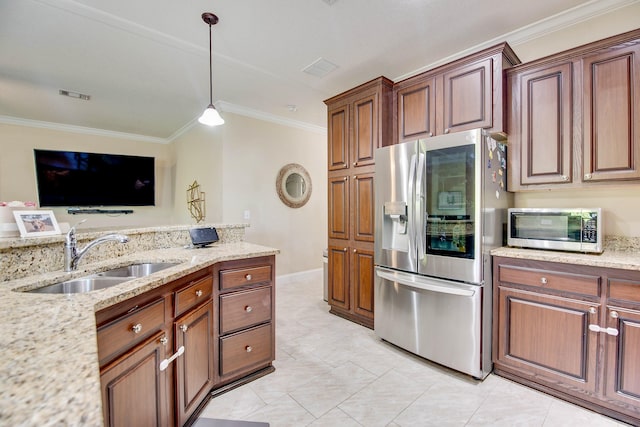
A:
414;152;426;262
376;267;476;297
407;153;417;263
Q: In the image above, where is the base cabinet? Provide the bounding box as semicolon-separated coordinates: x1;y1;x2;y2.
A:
97;256;276;427
493;257;640;425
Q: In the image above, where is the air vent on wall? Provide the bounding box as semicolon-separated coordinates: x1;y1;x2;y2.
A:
59;89;91;101
302;58;338;78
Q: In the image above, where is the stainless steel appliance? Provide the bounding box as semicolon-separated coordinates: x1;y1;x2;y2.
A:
508;208;603;253
374;128;510;379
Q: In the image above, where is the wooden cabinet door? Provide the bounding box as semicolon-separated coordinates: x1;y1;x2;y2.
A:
101;331;170;427
174;301;214;426
583;45;640;182
352;92;378;167
352;248;374;320
602;306;640;415
328;246;350;310
518;62;573;186
328;175;349;240
328;103;350;171
496;287;600;397
396;77;437;143
443;58;492;134
352;172;374;242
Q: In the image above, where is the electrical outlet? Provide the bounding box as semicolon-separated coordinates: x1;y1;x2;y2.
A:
243;210;251;220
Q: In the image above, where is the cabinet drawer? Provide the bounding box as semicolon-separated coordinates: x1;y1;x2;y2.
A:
609;279;640;304
220;265;272;290
175;275;213;317
97;298;166;366
219;324;272;376
498;264;600;297
220;286;271;334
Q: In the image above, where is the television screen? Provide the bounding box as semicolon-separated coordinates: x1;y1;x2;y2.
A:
34;149;155;207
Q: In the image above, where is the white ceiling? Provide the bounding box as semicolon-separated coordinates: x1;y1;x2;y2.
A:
0;0;632;142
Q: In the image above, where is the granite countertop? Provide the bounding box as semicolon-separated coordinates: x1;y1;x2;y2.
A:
491;246;640;271
0;241;278;427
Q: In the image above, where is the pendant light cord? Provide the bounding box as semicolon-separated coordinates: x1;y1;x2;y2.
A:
208;22;213;106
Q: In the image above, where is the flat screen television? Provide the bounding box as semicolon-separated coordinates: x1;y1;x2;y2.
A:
34;149;155;207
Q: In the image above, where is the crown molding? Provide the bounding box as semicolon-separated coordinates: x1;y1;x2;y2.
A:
215;102;327;135
394;0;638;82
0;115;170;144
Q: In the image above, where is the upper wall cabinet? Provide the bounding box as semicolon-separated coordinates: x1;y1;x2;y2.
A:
394;43;520;144
507;29;640;191
326;77;393;172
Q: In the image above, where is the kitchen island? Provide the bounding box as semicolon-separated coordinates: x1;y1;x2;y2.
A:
0;225;278;426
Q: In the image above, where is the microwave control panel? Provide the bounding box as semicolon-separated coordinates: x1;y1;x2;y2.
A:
581;216;598;243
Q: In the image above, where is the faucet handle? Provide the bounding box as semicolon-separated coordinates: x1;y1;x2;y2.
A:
66;219;87;243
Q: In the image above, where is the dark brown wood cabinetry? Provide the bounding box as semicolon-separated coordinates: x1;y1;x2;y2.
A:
507;29;640;190
394;43;519;144
493;256;640;425
325;77;392;328
96;256;276;427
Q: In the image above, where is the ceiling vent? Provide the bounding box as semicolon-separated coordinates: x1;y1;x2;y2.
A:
59;89;90;101
302;58;338;78
322;0;339;5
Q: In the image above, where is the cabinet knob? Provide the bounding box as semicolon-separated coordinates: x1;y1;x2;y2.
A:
343;247;347;252
584;173;592;180
353;162;358;167
610;311;619;319
588;307;597;314
353;249;357;253
245;274;252;281
428;132;433;137
561;175;569;181
245;345;253;353
444;128;450;134
180;325;188;333
353;175;357;180
344;176;348;181
160;336;168;346
195;289;203;297
245;305;253;313
540;277;548;285
131;323;142;334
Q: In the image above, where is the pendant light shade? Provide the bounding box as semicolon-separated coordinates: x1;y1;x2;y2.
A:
199;12;224;127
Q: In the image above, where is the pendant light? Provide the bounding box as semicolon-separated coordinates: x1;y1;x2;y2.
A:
198;12;224;126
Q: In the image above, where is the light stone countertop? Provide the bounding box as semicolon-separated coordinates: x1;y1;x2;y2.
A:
491;246;640;271
0;241;278;427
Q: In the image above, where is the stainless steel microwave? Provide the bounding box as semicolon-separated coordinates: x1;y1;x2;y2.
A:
507;208;603;253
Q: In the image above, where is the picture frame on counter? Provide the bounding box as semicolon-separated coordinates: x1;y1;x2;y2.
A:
13;210;61;237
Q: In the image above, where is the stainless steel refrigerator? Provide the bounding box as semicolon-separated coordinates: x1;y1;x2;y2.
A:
374;128;511;379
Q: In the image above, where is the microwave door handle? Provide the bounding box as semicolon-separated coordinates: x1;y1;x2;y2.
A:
415;152;426;262
407;153;417;264
376;267;475;297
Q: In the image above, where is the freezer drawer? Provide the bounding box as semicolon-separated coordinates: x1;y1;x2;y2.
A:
374;267;488;379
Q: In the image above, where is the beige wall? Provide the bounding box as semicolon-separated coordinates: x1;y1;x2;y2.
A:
509;3;640;237
0;123;175;230
218;113;327;275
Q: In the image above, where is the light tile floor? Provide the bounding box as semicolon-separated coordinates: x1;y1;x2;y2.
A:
199;272;631;427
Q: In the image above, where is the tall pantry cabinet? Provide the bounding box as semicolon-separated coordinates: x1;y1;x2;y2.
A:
325;77;393;328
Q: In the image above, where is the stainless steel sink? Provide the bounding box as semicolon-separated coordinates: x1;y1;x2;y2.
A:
27;262;180;294
95;262;180;278
28;276;129;294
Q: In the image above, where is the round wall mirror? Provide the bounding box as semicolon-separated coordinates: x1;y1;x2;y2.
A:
276;163;312;208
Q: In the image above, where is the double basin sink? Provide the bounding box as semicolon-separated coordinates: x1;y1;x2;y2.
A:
28;262;180;294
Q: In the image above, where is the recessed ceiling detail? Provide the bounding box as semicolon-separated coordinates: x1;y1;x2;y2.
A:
302;58;339;78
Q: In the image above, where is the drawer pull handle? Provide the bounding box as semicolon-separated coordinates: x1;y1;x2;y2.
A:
245;274;252;281
180;325;188;333
245;345;253;353
588;324;619;336
131;324;142;334
245;305;253;313
195;289;203;297
610;311;619;319
159;346;185;371
160;336;168;346
540;277;548;285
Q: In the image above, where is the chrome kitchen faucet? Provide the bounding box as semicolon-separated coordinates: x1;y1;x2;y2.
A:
64;220;129;272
